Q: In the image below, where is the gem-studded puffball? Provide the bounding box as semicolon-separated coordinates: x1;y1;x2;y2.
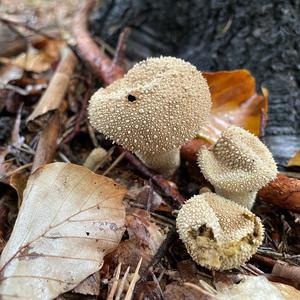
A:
197;126;277;193
88;56;211;154
176;193;264;270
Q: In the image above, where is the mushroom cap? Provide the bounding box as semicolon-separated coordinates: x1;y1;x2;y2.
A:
197;126;277;193
176;192;264;270
88;56;211;154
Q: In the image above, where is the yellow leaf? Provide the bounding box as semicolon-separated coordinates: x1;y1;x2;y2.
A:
0;162;126;299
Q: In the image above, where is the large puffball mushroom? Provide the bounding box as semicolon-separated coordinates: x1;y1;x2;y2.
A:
197;126;277;209
88;56;211;177
176;192;264;271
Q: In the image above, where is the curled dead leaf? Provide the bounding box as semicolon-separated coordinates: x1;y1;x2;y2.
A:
199;70;268;143
0;162;127;299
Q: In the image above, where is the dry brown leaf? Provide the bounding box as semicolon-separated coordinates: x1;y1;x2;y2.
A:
287;150;300;167
0;39;63;73
199;70;268;143
0;162;126;299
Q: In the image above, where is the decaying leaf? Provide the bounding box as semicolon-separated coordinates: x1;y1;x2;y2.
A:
287;150;300;168
0;162;127;299
199;70;268;143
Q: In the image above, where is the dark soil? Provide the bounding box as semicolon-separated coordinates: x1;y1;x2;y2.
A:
92;0;300;165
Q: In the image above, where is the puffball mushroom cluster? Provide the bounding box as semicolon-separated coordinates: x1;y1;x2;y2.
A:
88;56;277;271
88;56;211;176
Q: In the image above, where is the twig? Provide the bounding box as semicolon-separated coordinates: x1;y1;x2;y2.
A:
184;282;218;298
0;162;33;181
107;263;122;300
103;152;125;176
115;266;130;300
124;257;143;300
73;0;124;85
0;16;56;40
124;151;186;208
139;227;176;282
113;27;130;67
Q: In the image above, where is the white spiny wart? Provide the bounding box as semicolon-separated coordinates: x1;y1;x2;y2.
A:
88;56;211;176
176;192;264;271
197;126;277;208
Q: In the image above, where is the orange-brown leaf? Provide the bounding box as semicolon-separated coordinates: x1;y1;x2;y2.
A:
198;70;268;143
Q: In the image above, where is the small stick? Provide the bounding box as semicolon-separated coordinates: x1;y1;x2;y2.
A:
184;282;218;298
124;151;186;208
107;262;122;300
73;0;124;85
0;16;56;40
113;27;130;67
115;266;130;300
103;152;125;176
139;227;176;282
124;257;143;300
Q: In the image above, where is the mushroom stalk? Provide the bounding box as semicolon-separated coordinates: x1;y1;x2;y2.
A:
215;188;256;209
136;149;180;177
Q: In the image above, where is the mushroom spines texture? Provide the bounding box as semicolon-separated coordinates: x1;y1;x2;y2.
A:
197;126;278;193
176;193;264;271
88;56;211;154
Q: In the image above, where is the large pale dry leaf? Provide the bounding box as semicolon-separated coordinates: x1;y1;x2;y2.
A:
0;162;126;300
216;275;299;300
199;70;268;143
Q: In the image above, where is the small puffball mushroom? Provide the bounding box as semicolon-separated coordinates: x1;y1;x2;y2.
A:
197;126;277;209
176;192;264;271
88;56;211;177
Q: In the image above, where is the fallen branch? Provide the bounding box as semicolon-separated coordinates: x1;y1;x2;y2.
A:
258;174;300;213
73;0;124;85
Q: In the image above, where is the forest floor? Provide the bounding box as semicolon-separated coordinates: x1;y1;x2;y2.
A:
0;1;300;299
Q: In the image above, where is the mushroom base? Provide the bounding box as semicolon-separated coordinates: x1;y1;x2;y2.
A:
215;189;257;210
136;149;180;177
187;220;262;271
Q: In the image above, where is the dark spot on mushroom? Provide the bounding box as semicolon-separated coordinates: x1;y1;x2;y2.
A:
127;94;136;102
86;232;90;236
